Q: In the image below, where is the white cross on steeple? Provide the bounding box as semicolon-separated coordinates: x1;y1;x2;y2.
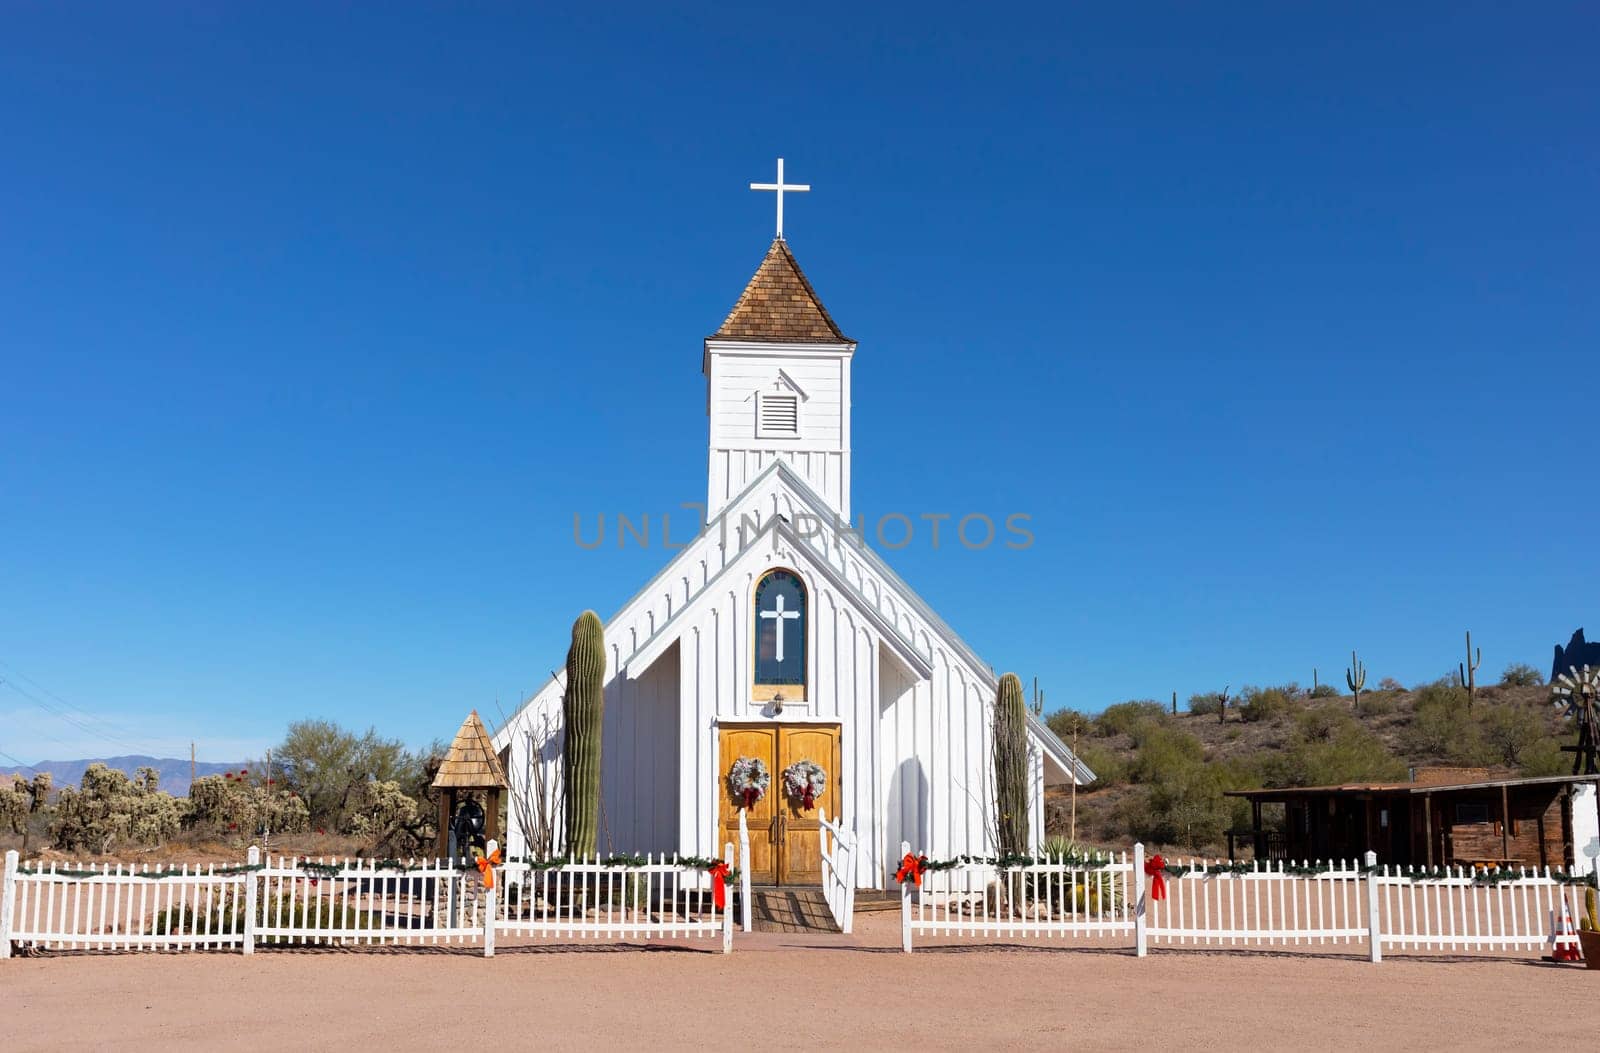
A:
759;592;801;662
750;157;810;240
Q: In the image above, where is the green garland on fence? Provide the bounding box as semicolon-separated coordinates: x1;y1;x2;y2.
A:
16;863;266;880
913;852;1116;873
1155;860;1599;887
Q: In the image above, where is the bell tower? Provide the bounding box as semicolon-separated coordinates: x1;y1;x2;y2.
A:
703;236;856;521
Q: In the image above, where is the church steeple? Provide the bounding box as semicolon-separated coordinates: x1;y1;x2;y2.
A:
703;232;856;522
709;238;852;344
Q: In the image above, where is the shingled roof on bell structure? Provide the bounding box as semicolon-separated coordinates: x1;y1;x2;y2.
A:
709;237;853;344
431;709;508;789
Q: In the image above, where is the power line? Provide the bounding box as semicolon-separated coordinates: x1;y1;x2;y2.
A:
0;747;39;772
0;657;159;745
0;677;169;755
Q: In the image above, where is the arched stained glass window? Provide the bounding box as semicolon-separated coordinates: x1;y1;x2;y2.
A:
753;569;807;699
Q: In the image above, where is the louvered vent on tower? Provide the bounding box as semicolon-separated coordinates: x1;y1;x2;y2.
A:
757;392;800;437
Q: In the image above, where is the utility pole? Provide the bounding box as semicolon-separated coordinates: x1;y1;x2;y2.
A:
1069;725;1079;843
264;748;272;847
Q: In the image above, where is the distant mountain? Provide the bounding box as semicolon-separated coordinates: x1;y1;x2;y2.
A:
0;756;246;797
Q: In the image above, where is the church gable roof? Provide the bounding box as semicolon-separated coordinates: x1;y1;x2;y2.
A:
709;238;853;344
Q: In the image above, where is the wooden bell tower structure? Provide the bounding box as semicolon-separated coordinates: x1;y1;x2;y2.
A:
432;710;509;861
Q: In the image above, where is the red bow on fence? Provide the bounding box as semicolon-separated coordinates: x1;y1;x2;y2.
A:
475;847;502;891
1144;854;1168;902
895;853;927;887
707;860;730;910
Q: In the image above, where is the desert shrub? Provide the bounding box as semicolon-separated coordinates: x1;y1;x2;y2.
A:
344;779;431;854
1237;685;1300;724
1094;700;1167;738
1308;682;1340;699
51;765;188;855
1405;682;1475;758
1187;691;1227;716
1500;663;1544;688
189;771;311;841
1127;725;1205;784
1046;708;1094;742
1262;708;1405;787
1118;761;1237;852
273;720;436;830
1517;735;1568;778
1377;677;1405;692
1070;740;1127;787
1474;703;1551;769
1360;691;1397;717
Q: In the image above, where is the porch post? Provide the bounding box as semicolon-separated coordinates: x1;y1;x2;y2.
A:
1500;784;1512;862
1423;795;1434;867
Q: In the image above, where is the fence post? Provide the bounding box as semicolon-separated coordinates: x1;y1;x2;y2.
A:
738;809;752;932
242;845;259;956
1;849;18;960
1364;850;1381;964
722;841;735;954
483;839;498;958
899;839;912;954
1133;841;1147;958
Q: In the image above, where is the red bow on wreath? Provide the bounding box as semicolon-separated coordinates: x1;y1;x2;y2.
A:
895;853;928;887
741;787;758;809
1144;853;1168;901
707;860;730;910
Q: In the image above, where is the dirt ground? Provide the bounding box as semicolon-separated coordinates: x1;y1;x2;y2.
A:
4;911;1590;1050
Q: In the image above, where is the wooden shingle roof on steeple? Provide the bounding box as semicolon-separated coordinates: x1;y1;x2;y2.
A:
431;710;508;789
709;238;853;344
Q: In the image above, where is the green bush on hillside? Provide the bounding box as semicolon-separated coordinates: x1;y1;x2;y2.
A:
1308;682;1341;699
1500;663;1543;688
1187;691;1227;716
1237;684;1300;724
1094;700;1167;738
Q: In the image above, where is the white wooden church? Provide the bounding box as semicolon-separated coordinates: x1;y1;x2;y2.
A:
492;162;1091;888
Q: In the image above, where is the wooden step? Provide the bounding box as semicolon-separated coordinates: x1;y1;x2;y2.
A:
747;887;840;933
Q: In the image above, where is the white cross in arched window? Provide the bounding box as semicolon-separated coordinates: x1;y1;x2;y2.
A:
759;592;801;662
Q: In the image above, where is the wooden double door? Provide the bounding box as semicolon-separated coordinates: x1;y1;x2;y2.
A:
719;723;840;886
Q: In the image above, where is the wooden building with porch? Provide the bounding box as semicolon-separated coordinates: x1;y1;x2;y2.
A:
1227;768;1600;871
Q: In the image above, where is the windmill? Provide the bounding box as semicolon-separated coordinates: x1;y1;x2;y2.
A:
1552;665;1600;775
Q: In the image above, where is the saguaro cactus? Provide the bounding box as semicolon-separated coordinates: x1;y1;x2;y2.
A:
1460;630;1481;708
1217;685;1232;726
1347;650;1367;714
563;610;605;858
993;672;1031;856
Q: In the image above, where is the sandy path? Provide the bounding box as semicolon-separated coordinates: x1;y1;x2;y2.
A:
4;913;1588;1050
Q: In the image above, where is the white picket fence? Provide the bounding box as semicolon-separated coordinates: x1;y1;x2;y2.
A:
496;850;734;950
899;839;1136;951
901;842;1589;962
1;844;734;957
818;808;858;933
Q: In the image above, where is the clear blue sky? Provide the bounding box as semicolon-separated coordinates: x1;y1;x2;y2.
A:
2;4;1594;766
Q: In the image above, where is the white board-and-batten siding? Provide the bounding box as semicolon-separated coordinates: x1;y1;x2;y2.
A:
706;346;852;521
492;461;1048;888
